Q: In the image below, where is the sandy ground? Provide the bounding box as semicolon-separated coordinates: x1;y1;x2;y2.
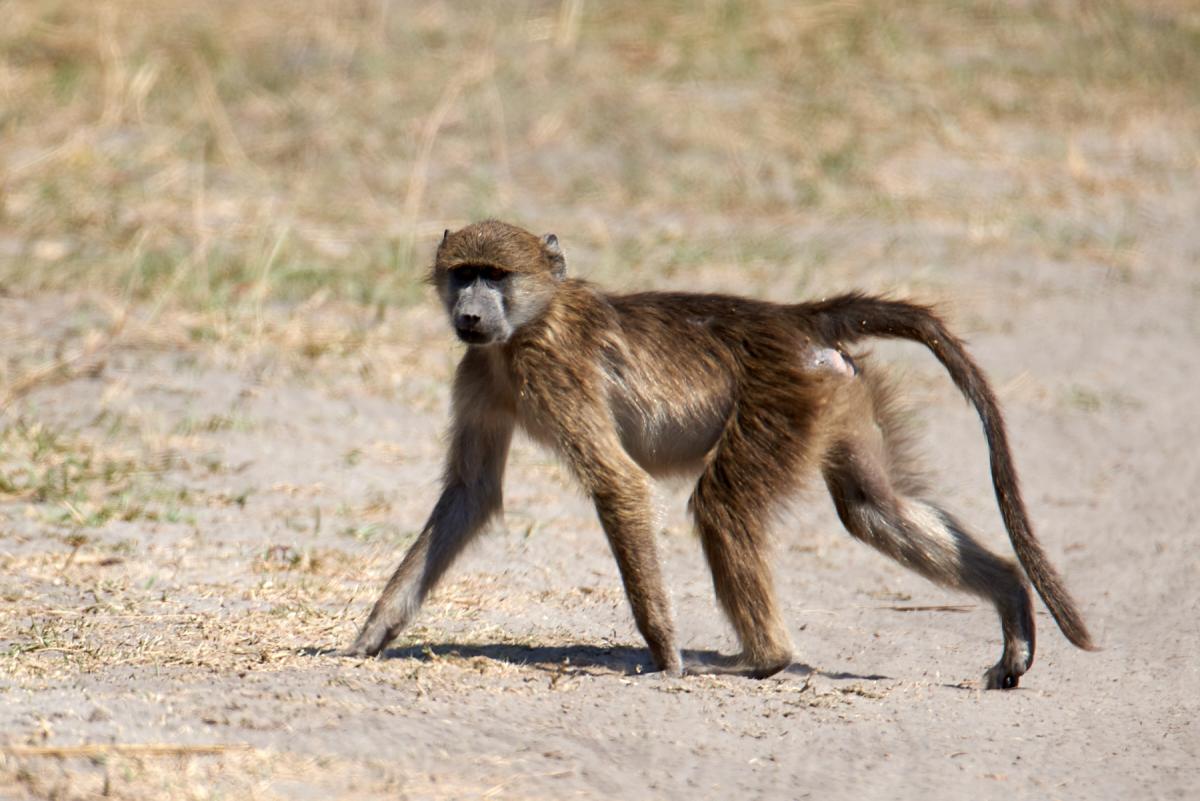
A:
1;3;1199;795
2;195;1198;799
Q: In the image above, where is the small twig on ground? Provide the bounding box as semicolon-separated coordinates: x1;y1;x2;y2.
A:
880;604;975;613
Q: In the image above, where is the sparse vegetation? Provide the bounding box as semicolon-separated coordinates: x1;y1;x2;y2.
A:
3;1;1196;316
1;1;1196;799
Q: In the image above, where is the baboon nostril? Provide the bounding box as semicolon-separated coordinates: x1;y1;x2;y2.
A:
457;314;480;328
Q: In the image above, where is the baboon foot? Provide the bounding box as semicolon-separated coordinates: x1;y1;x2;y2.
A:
983;586;1036;689
687;649;792;679
982;656;1029;690
982;639;1034;689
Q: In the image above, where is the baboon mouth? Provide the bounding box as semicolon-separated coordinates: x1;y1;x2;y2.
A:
455;327;492;345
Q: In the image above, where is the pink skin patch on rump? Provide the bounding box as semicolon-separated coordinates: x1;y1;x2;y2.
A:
809;347;857;377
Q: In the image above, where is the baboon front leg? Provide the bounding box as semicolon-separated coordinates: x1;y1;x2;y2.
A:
544;398;682;676
688;454;793;679
593;482;682;676
346;362;513;658
824;448;1035;689
345;481;501;656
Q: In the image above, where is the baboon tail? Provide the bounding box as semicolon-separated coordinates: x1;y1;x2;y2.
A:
804;292;1096;651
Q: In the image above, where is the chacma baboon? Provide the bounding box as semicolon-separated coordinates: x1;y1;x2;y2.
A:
346;220;1094;688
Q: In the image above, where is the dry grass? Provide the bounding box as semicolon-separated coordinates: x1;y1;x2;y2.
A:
2;1;1199;798
3;1;1196;316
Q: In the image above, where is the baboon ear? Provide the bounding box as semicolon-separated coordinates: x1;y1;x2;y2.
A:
542;233;566;280
439;229;450;248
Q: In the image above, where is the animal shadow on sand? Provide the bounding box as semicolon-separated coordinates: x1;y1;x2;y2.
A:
309;642;889;682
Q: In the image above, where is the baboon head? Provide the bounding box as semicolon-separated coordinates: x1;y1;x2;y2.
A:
431;220;566;345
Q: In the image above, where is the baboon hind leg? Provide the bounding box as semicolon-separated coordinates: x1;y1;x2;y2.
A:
823;438;1035;689
688;434;794;679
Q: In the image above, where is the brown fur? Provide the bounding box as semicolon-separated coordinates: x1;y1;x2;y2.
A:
346;220;1094;688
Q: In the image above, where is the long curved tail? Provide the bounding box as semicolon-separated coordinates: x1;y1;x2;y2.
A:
805;292;1095;651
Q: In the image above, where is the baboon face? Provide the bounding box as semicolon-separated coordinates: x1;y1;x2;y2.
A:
442;264;512;344
432;221;566;346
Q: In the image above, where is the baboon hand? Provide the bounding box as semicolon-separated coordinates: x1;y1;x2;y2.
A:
341;622;394;658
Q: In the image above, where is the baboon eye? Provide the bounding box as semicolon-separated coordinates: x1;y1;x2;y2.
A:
449;265;507;283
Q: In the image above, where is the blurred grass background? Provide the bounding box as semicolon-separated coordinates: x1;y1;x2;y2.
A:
1;0;1197;318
